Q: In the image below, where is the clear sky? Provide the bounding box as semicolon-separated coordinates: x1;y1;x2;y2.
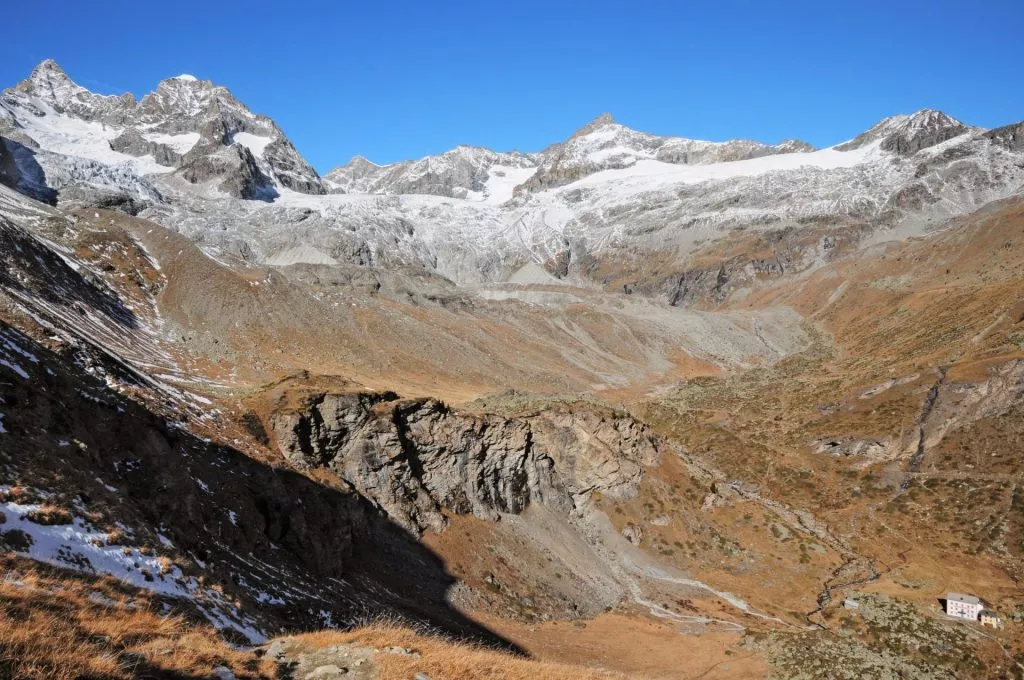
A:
1;0;1021;172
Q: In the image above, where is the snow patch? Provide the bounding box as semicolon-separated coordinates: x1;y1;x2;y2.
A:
144;131;200;155
232;132;273;158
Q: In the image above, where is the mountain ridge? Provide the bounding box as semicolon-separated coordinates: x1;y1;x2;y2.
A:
2;59;1023;289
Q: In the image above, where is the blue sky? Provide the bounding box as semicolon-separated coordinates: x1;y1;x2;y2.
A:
1;1;1021;172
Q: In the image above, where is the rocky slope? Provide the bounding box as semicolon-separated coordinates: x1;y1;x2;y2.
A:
266;388;660;534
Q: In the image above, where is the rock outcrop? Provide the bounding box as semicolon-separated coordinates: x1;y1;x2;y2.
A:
0;136;57;204
178;143;277;200
268;392;661;533
836;109;970;155
984;120;1024;151
109;128;181;167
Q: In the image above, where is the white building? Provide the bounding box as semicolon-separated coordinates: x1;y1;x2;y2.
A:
945;593;983;620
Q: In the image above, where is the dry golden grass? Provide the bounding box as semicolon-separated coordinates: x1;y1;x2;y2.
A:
23;504;73;526
0;556;273;680
288;622;627;680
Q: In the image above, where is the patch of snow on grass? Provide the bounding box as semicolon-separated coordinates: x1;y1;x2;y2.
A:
0;499;266;643
0;500;190;596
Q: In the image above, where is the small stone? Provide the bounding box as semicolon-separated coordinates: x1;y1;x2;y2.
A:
621;523;643;545
264;639;289;660
305;665;348;678
414;674;431;680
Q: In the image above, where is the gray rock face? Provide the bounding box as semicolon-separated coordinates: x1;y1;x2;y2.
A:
270;391;399;468
9;59;137;126
984;120;1024;151
263;137;326;194
836;109;969;155
323;155;386;193
879;110;968;156
0;137;15;187
812;437;893;461
269;393;661;533
0;136;57;204
178;143;277;200
109;127;180;166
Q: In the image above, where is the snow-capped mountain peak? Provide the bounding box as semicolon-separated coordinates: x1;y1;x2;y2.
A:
512;113;817;194
9;59;137;126
836;108;971;155
570;112;617;138
1;60;325;200
324;144;539;200
2;61;1023;289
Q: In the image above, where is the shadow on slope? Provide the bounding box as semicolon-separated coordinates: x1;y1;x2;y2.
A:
0;320;520;653
0;214;139;330
0;137;57;206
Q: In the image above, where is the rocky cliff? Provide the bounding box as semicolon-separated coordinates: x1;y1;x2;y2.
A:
268;391;661;534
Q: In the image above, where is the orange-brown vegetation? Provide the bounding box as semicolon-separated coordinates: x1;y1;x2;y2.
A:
286;621;627;680
0;556;272;680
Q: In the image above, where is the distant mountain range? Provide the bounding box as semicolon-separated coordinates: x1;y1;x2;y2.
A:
2;59;1023;287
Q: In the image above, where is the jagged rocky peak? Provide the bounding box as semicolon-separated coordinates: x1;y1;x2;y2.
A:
1;59;325;198
837;108;970;155
571;112;617;137
776;138;816;153
513;112;816;194
322;155;387;194
9;58;136;125
139;73;225;123
324;144;538;198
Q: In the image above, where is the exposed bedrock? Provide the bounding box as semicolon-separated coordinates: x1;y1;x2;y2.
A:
269;392;661;534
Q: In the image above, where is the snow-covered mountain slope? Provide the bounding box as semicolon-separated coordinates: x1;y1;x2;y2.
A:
321;114;812;202
154;112;1024;285
1;60;1023;290
0;60;324;205
324;145;539;202
514;113;815;194
836;109;972;155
